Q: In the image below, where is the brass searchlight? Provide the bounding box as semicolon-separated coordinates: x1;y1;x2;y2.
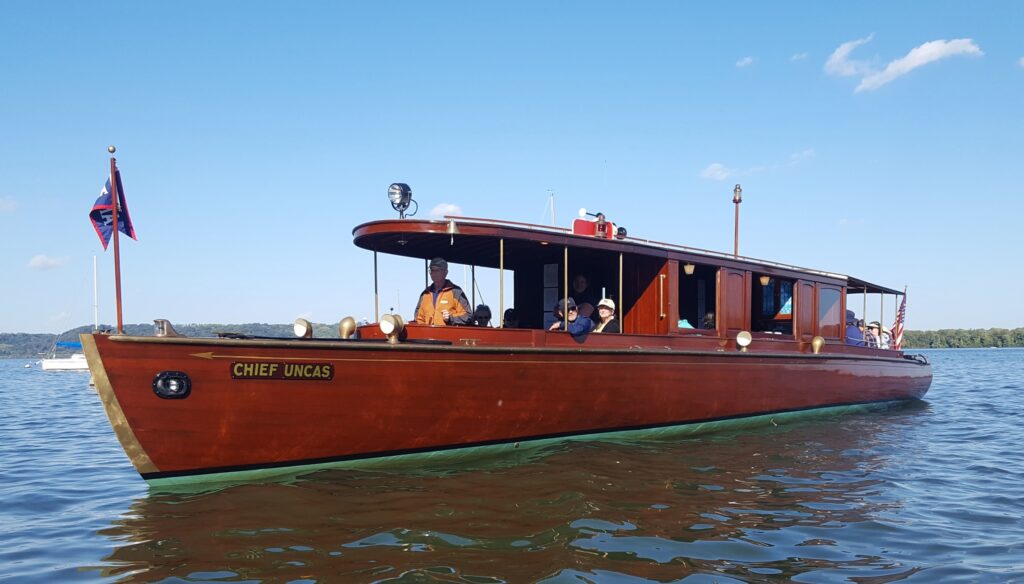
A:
293;318;314;339
380;314;405;344
736;330;753;352
338;316;357;339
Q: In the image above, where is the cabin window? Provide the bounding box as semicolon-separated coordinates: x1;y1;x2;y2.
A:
677;264;718;331
751;276;794;335
817;286;842;339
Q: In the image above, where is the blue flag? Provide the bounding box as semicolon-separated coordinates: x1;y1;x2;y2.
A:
89;168;136;250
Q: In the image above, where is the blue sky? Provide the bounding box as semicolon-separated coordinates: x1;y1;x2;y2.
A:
2;1;1022;333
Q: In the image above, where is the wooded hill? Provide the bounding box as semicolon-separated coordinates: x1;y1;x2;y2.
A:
2;324;1022;358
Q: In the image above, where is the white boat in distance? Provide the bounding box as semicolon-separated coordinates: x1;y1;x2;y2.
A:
41;255;99;373
40;351;90;371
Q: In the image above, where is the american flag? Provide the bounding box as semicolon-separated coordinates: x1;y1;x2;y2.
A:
891;292;907;350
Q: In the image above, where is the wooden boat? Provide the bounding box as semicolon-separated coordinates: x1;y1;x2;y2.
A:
82;205;931;487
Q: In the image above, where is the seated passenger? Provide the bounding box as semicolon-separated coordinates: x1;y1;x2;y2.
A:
846;310;865;346
571;274;598;319
414;257;473;326
867;321;890;349
502;308;519;328
879;324;893;349
547;297;593;337
702;311;716;330
862;320;879;348
593;298;620;333
472;305;492;327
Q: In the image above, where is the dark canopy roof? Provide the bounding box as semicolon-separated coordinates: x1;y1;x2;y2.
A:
353;217;903;294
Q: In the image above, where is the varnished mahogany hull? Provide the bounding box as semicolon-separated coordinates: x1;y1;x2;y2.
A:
82;333;931;484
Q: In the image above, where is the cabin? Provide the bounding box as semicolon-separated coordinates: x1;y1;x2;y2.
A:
352;214;903;354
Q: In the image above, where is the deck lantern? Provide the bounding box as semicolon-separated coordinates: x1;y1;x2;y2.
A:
387;183;417;219
683;263;695;276
736;330;752;352
811;336;825;354
380;314;405;343
759;275;771;286
338;316;357;339
293;318;314;339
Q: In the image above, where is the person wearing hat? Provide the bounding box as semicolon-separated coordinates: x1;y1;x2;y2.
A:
547;297;593;336
845;309;865;346
866;321;891;349
414;257;473;326
593;298;620;333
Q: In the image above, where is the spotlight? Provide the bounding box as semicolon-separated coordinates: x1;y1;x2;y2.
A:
736;331;752;352
293;318;314;339
379;314;406;344
387;183;418;219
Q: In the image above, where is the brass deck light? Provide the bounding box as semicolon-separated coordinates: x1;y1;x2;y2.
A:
338;316;356;339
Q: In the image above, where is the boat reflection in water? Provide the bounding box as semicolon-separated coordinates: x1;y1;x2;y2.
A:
94;406;929;582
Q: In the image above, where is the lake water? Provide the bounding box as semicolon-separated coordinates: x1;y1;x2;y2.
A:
1;349;1022;583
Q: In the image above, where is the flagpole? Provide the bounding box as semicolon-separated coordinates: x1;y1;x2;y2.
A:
108;145;124;334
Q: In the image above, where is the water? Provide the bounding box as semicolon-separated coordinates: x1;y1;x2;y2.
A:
1;350;1022;583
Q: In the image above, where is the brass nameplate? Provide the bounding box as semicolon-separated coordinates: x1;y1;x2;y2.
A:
230;361;334;381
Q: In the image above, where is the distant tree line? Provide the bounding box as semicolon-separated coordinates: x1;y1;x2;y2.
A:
902;328;1024;349
2;324;1022;358
0;322;341;359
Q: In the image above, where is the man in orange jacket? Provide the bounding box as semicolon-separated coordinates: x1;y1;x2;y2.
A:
415;257;473;325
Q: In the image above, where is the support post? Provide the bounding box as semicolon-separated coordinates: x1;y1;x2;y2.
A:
499;238;504;327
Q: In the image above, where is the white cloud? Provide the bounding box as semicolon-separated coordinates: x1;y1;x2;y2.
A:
826;35;983;92
791;52;808;61
702;150;814;181
700;163;734;181
735;56;754;68
0;196;16;213
825;34;875;77
429;203;462;219
27;255;68;270
790;148;815;162
857;39;982;92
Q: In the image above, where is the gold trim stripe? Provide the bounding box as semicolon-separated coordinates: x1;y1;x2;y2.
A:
81;334;159;474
